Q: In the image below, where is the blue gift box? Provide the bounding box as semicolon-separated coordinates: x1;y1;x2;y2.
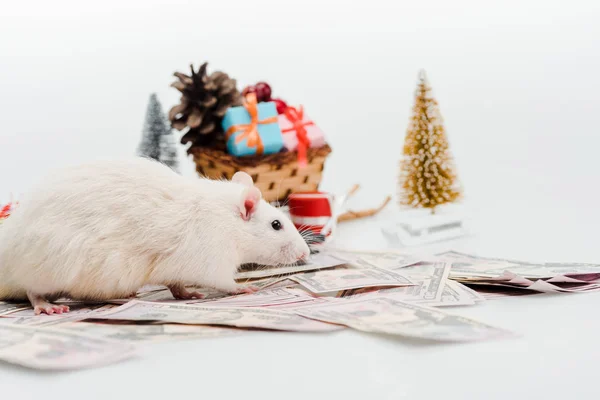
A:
222;101;284;157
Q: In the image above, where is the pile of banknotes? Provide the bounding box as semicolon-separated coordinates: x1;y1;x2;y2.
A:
1;248;598;371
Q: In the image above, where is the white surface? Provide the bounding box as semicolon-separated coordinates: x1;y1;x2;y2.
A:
1;0;600;399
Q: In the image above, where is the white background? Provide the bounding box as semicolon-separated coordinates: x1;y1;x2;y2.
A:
1;1;599;398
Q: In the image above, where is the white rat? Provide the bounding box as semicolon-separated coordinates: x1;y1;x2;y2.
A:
0;157;310;314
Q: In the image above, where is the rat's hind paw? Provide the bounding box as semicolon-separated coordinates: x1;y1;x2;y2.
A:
34;304;70;315
27;291;70;315
167;284;206;300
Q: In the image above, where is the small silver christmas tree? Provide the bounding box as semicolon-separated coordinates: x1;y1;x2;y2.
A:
137;93;180;172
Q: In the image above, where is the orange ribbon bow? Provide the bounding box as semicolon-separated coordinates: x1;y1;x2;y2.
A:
281;106;314;167
225;93;278;155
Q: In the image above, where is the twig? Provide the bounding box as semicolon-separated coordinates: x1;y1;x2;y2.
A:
346;184;361;198
337;196;391;223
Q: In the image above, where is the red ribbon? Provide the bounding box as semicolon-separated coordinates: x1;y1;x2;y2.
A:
281;106;313;167
0;202;15;220
225;93;278;155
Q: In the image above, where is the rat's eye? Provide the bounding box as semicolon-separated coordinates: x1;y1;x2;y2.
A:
271;220;283;231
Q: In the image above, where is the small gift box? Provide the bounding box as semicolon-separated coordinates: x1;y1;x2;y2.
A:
278;106;326;167
222;93;284;157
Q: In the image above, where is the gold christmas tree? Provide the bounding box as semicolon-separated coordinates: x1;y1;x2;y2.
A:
398;70;462;213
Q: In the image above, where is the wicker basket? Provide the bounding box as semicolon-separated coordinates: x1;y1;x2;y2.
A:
189;141;332;203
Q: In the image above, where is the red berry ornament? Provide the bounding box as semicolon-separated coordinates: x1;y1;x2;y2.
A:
242;85;256;98
254;82;272;102
272;98;289;114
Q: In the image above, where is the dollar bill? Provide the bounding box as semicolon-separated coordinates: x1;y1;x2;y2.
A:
198;288;317;308
402;262;451;296
445;252;600;273
335;263;479;307
324;247;410;257
294;296;512;342
90;300;343;332
289;266;415;294
59;321;242;343
255;279;299;290
110;279;304;307
185;279;297;305
376;262;452;305
0;304;115;327
454;270;600;294
436;280;479;306
264;296;331;310
526;280;600;293
239;277;292;289
431;251;600;294
470;286;539;300
324;248;423;270
0;323;137;370
458;279;600;294
437;251;600;279
434;251;520;279
109;279;289;305
545;273;600;284
436;251;522;267
109;286;229;305
0;301;30;316
235;252;346;280
447;280;485;303
338;280;478;307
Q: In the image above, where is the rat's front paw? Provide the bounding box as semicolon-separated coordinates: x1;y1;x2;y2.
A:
167;284;206;300
230;285;260;295
212;281;260;295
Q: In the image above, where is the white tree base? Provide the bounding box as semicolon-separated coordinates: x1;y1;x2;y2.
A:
381;206;468;246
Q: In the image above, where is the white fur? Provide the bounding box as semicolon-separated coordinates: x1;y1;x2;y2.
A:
0;157;310;301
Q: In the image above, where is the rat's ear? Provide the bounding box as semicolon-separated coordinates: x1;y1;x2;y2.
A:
239;186;262;221
232;171;254;187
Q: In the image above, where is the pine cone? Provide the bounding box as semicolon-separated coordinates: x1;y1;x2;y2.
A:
168;62;243;149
